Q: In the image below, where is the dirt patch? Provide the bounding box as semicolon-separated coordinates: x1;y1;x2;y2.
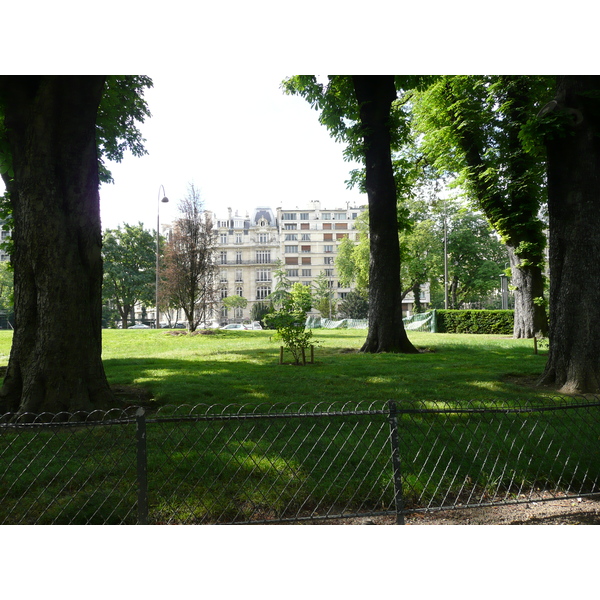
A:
110;384;154;406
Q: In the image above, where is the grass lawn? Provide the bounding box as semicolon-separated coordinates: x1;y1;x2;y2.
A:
0;328;551;408
4;328;595;525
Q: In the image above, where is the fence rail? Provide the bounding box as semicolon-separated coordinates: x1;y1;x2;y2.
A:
1;397;599;524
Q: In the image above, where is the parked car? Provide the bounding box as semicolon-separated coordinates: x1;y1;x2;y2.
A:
247;321;263;330
129;323;151;329
221;323;247;331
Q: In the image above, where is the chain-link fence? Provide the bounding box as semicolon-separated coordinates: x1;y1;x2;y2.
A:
1;398;599;524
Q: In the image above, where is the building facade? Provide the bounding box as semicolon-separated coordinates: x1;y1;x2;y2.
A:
211;200;368;324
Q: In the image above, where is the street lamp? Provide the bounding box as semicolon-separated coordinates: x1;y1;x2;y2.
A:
500;273;509;310
156;186;169;328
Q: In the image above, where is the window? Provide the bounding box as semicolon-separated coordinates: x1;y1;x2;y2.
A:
338;292;348;299
256;268;271;282
285;245;298;253
234;307;243;318
336;233;348;240
323;233;333;241
220;288;228;299
324;245;333;253
235;269;243;282
351;212;358;220
287;269;299;277
282;212;297;220
236;286;243;297
300;223;310;230
220;251;227;264
235;233;242;244
256;286;271;300
256;250;271;264
324;269;334;277
284;223;297;230
220;270;228;283
285;233;298;241
334;222;348;230
285;257;298;265
301;233;311;241
321;212;331;220
300;213;309;220
324;256;334;265
301;257;311;265
334;212;346;220
220;234;228;244
301;269;311;277
258;233;269;243
322;222;332;230
235;251;243;264
301;245;311;253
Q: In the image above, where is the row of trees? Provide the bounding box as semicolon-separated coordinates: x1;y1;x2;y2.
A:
102;184;218;331
284;74;600;393
0;74;599;415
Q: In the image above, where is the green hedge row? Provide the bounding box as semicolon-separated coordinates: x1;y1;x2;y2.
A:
435;310;514;335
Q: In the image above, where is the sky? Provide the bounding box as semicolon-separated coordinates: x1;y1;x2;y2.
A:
98;73;366;231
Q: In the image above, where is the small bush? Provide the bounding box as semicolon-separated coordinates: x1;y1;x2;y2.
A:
436;310;514;335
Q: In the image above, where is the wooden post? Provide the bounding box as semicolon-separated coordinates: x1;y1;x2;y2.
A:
310;345;314;364
279;346;284;364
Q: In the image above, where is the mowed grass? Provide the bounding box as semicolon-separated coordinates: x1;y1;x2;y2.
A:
5;328;593;525
0;328;550;408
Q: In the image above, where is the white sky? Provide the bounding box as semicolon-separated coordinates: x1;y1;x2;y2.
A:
98;72;366;231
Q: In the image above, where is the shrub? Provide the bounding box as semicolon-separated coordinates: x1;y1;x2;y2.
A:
436;310;514;335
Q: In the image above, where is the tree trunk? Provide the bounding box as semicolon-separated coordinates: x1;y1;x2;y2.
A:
539;75;600;393
0;76;115;414
352;76;418;354
507;245;547;338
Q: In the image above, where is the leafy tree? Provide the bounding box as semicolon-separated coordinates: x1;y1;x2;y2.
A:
338;289;369;319
102;223;156;329
537;76;600;393
0;260;13;313
250;301;271;326
312;271;336;319
0;75;151;414
222;294;248;315
283;75;423;353
264;282;314;365
162;183;218;332
411;75;550;337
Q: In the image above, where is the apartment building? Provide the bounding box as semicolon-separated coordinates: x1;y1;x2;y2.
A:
211;201;366;323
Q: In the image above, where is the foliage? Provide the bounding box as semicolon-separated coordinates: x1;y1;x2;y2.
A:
95;76;153;184
338;289;368;319
250;301;271;326
102;223;156;328
222;295;248;311
411;75;550;275
312;271;336;318
436;310;514;335
264;282;315;364
0;260;13;312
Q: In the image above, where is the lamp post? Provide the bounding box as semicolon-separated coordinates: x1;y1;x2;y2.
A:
156;186;169;329
500;273;509;310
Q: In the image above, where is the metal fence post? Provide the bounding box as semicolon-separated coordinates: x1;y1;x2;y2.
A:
388;400;405;525
136;407;149;525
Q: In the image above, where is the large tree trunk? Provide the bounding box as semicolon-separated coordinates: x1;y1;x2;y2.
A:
352;76;417;354
538;75;600;393
0;76;115;414
507;246;547;338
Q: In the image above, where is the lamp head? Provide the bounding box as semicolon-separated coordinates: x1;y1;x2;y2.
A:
161;197;169;203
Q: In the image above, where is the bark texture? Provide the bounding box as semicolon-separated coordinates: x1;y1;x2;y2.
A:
352;76;417;354
0;76;114;414
539;76;600;393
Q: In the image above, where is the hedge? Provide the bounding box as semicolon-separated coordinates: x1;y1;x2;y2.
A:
435;309;514;335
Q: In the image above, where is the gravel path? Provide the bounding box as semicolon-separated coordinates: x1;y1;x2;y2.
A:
311;496;600;525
